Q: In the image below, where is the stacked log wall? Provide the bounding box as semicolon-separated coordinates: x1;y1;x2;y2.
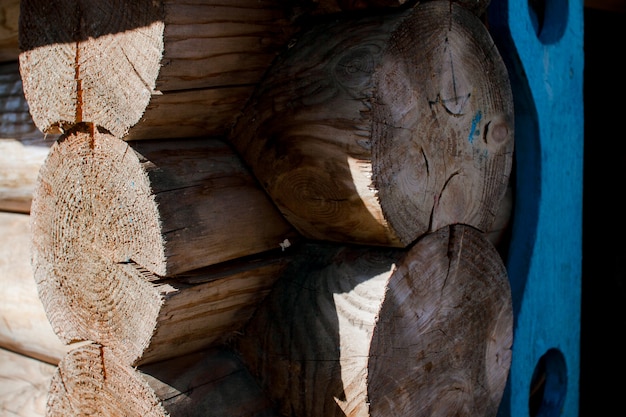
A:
5;1;518;416
0;8;58;413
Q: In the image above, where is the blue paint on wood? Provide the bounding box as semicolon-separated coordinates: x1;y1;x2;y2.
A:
468;110;483;144
488;0;584;416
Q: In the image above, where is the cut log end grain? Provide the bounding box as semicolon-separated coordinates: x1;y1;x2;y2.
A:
47;343;278;417
30;124;297;365
235;224;513;417
30;125;165;275
33;253;291;366
18;0;164;137
229;1;514;248
18;0;298;140
47;343;168;417
372;1;514;244
31;124;297;277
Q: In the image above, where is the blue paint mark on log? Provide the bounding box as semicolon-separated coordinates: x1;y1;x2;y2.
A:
488;0;583;416
468;110;482;144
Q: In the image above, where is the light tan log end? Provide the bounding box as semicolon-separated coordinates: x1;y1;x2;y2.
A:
47;343;278;417
18;0;297;140
31;124;297;277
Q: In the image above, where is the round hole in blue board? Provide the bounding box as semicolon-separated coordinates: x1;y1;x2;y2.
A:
528;348;568;417
527;0;568;44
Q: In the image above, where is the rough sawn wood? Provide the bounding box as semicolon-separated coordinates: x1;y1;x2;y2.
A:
47;343;278;417
229;1;514;248
30;124;296;277
235;224;513;417
18;0;297;139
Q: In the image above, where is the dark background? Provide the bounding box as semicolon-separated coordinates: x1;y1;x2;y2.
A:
580;3;626;416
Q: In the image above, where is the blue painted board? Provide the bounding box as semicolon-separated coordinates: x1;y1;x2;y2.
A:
488;0;584;416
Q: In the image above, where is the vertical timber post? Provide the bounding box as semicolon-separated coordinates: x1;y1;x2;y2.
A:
488;0;584;416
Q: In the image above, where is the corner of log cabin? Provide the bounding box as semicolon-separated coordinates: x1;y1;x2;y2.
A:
3;0;535;416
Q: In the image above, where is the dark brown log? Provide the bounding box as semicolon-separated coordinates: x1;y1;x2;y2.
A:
0;211;70;364
229;1;514;248
0;0;19;62
47;343;278;417
290;0;409;16
430;0;492;17
18;0;297;139
235;224;513;417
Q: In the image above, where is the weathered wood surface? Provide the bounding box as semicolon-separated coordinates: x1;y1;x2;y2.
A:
0;136;50;213
290;0;408;16
47;343;278;417
0;211;69;365
235;224;513;417
229;1;514;248
29;125;297;365
34;251;291;366
0;62;53;213
30;124;297;278
18;0;297;139
0;347;55;417
0;0;19;62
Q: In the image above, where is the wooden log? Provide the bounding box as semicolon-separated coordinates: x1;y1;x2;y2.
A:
0;61;54;213
290;0;409;17
46;343;278;417
0;0;19;62
30;125;298;365
229;1;514;248
0;348;56;417
0;137;51;213
235;224;513;417
0;211;70;365
31;124;297;277
34;250;292;366
17;0;297;140
0;60;42;141
292;0;490;18
485;179;513;254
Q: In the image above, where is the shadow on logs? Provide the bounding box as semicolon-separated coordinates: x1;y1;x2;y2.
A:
235;224;513;417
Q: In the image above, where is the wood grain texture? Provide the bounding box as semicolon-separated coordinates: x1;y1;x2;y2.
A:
30;125;297;277
47;343;278;417
33;252;291;366
0;62;54;213
0;212;69;365
289;0;409;16
29;126;298;365
229;1;514;248
18;0;296;139
0;347;55;417
235;224;513;417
